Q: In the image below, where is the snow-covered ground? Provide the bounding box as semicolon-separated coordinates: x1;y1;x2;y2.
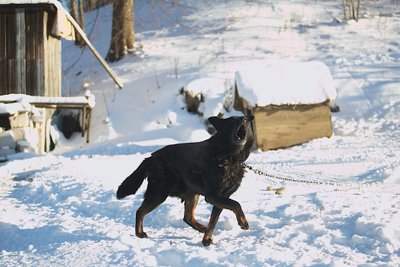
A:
1;0;400;266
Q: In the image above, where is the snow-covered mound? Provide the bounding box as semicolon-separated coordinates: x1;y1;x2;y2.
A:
235;60;337;105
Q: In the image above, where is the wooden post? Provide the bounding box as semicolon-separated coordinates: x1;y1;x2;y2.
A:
81;106;86;137
45;111;51;153
37;108;46;154
86;108;92;143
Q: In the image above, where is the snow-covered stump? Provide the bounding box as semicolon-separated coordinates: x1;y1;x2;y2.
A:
234;60;337;151
181;77;233;132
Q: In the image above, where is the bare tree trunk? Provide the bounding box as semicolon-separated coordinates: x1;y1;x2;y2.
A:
342;0;362;22
356;0;361;21
77;0;86;47
106;0;135;62
69;0;85;47
342;0;347;20
70;0;79;44
87;0;95;11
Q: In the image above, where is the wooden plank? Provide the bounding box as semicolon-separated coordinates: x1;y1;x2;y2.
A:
44;10;61;98
6;10;16;60
24;8;43;96
0;11;6;60
25;9;33;95
0;60;5;94
43;9;50;97
37;9;44;96
16;8;26;94
2;10;16;94
8;59;17;94
31;8;38;95
38;8;43;94
253;102;333;151
36;60;44;96
25;60;32;95
0;59;7;94
62;7;123;89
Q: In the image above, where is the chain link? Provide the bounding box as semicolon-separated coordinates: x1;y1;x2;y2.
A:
243;163;354;188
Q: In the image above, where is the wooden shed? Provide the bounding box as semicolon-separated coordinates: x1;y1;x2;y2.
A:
0;1;64;97
0;0;122;95
0;0;122;155
234;60;337;151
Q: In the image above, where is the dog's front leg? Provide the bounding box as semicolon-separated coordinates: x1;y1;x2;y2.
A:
202;206;222;246
205;194;249;230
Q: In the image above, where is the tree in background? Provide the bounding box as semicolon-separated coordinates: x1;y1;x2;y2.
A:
82;0;113;12
106;0;135;62
342;0;361;21
69;0;86;47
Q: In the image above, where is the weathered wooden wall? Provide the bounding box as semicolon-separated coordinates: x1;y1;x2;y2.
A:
0;5;61;97
253;102;333;151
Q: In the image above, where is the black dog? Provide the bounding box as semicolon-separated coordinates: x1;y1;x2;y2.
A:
116;115;254;246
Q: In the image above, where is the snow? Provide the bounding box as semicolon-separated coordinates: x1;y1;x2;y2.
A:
0;94;96;109
0;103;30;115
1;0;400;266
0;96;38;116
235;60;337;105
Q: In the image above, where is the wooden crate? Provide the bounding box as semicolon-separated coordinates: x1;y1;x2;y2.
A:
234;84;333;151
234;60;336;151
251;101;332;151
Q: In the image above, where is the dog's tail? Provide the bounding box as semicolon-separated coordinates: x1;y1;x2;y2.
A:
116;158;150;199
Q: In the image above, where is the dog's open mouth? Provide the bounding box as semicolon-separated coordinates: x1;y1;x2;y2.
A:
236;124;247;141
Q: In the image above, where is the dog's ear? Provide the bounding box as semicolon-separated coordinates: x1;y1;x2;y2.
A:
208;116;223;131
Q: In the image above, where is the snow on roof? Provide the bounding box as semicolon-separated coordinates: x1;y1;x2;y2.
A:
1;0;61;5
0;93;95;109
0;102;31;115
2;0;75;40
235;60;337;106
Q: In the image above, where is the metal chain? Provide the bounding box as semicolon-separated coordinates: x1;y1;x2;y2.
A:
243;163;354;188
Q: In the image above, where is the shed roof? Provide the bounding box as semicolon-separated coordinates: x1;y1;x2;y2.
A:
1;0;123;89
235;60;337;106
2;0;58;3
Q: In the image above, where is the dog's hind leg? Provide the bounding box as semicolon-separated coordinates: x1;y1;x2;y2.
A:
202;206;222;246
135;182;169;238
183;194;206;233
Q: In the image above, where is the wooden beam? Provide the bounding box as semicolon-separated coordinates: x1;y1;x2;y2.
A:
54;2;124;89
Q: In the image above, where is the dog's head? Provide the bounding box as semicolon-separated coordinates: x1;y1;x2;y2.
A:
208;115;254;154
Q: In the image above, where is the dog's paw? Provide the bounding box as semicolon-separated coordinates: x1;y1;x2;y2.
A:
240;222;249;230
239;218;249;230
202;236;213;246
136;232;148;238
